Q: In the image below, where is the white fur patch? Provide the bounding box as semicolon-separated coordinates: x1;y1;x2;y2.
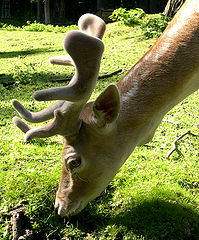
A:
122;83;139;102
167;23;182;38
121;69;154;102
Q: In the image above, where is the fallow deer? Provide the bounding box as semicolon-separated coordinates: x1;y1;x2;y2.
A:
12;0;199;217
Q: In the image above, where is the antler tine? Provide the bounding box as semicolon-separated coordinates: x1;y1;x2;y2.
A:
12;99;65;123
48;55;74;66
23;101;83;141
49;13;105;66
13;116;32;133
78;13;106;40
13;30;104;141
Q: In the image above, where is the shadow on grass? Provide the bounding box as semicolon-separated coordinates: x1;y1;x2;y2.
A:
0;71;112;101
112;200;199;240
73;199;199;240
0;48;63;59
0;72;73;100
28;186;199;240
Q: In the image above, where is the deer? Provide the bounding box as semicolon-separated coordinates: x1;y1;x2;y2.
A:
11;0;199;217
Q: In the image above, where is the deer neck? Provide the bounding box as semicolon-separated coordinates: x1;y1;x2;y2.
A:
116;6;199;146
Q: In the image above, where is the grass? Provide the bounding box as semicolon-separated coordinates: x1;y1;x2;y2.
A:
0;19;199;240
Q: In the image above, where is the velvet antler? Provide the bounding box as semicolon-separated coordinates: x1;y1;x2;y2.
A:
48;13;105;66
12;14;105;141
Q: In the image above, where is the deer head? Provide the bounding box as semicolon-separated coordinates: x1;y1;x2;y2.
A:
12;0;199;217
12;14;121;216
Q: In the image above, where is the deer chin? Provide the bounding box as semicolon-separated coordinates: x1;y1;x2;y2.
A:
55;197;84;217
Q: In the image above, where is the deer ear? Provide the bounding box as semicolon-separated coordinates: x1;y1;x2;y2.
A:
93;84;120;127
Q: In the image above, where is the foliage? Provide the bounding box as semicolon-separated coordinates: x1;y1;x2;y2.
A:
1;10;170;39
0;23;21;31
109;8;171;38
0;21;78;33
0;20;199;240
141;14;171;38
109;8;146;26
23;21;78;33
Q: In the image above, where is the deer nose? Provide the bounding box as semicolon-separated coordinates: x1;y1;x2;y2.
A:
55;200;66;217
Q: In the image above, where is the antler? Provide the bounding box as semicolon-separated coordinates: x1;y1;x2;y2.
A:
48;13;106;66
12;15;105;141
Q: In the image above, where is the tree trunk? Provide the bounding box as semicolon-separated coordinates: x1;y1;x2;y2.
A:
56;0;65;25
44;0;50;24
37;0;42;22
163;0;186;17
147;0;153;13
97;0;106;17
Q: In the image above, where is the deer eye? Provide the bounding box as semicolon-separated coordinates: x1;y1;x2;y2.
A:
68;157;81;169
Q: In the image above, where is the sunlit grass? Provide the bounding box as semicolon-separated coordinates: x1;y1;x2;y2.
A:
0;21;198;240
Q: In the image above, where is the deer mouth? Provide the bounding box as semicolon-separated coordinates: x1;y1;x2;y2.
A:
55;198;85;217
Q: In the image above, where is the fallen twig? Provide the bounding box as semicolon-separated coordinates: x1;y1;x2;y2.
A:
142;144;156;148
49;69;122;82
98;69;122;79
167;130;198;158
49;77;71;82
163;119;179;128
184;109;199;118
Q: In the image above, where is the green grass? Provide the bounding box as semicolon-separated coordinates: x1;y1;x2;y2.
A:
0;20;199;240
